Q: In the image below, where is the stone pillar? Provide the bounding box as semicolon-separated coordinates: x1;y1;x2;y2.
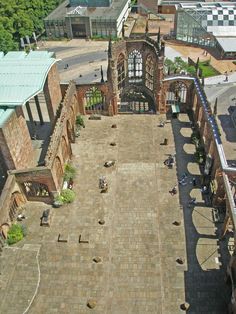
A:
221;209;230;239
113;97;118;115
34;95;44;125
155;56;164;113
25;101;34;124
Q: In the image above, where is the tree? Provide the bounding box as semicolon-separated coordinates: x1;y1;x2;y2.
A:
164;57;196;76
0;26;18;53
0;0;63;52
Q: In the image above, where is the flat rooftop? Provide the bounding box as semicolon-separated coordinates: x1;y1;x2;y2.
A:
45;0;129;20
177;2;236;10
205;84;236;166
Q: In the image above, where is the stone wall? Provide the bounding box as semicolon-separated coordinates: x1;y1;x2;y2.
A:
45;81;79;190
107;38;164;113
44;64;62;123
0;108;34;170
0;175;20;226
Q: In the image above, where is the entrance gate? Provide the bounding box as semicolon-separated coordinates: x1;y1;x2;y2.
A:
119;101;150;113
118;87;155;114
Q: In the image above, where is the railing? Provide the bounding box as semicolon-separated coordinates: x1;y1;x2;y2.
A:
164;75;236;173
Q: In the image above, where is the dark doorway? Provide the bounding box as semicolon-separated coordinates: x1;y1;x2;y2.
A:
119;87;155;114
72;24;86;38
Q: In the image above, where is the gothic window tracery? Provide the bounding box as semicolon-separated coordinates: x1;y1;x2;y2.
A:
128;50;143;83
23;182;49;197
145;55;154;90
117;53;125;90
166;81;187;104
85;87;104;111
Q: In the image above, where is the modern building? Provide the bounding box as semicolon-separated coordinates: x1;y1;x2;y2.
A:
175;2;236;58
44;0;131;39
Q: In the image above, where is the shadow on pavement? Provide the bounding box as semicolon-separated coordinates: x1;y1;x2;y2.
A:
171;114;231;313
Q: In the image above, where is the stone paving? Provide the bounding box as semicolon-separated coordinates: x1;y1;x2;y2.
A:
0;114;230;313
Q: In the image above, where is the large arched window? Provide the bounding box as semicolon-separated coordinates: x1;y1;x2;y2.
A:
117;53;125;90
128;50;143;83
166;81;187;104
145;55;154;90
85;87;104;111
23;182;49;197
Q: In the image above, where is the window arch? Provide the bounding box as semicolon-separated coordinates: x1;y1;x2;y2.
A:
117;53;125;90
23;182;49;197
85;87;104;111
61;136;68;162
145;55;154;90
128;50;143;83
54;156;63;187
166;81;187;104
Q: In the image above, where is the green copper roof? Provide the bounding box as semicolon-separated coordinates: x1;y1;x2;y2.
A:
0;51;58;127
0;51;57;107
0;108;15;128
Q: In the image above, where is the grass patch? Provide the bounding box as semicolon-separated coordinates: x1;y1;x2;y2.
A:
199;61;220;77
7;224;26;245
55;189;76;204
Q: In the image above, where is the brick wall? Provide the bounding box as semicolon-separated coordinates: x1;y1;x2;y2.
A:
44;64;62;123
0;175;18;226
0;110;34;170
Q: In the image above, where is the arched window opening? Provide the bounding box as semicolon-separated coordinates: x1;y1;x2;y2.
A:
166;81;187;104
117;53;125;90
54;156;64;187
23;182;49;197
145;55;154;90
61;136;68;162
85;87;104;111
128;50;143;83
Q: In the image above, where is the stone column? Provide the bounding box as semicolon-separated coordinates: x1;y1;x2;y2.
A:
221;209;230;239
34;95;44;125
25;101;34;124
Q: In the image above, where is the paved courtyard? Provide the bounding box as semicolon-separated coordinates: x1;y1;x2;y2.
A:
0;115;230;313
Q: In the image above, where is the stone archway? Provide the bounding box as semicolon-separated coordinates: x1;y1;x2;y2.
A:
67;120;75;143
166;81;188;104
54;156;64;188
22;181;50;200
0;223;10;239
61;136;69;162
84;86;105;114
8;191;26;222
119;85;156;113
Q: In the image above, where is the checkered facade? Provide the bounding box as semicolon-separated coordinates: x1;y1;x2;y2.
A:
203;8;236;28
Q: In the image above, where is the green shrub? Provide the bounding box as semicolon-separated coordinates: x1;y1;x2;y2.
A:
60;189;76;203
191;131;200;146
7;224;26;245
64;163;76;181
194;145;206;164
76;115;85;128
